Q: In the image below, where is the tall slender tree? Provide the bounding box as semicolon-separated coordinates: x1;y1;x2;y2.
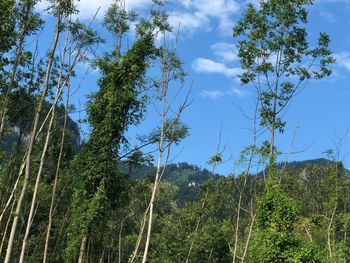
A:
233;0;334;158
64;29;156;263
4;1;76;261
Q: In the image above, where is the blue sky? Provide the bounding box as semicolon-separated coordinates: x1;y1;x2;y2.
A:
38;0;350;175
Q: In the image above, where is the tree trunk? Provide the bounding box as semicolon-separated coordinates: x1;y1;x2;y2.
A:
4;10;61;263
0;23;28;140
0;154;26;224
129;204;150;263
327;203;337;260
0;198;15;258
270;91;277;157
240;214;255;263
141;62;168;262
19;89;60;263
141;153;163;263
43;85;69;263
78;235;88;263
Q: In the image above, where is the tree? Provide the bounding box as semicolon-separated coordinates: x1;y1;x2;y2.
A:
64;28;156;263
233;0;334;157
0;0;43;140
3;1;74;261
250;186;323;262
0;0;16;57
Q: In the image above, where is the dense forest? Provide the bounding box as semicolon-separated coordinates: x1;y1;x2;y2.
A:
0;0;349;262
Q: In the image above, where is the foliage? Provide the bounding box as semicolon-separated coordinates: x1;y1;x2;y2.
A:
233;0;334;153
0;1;348;263
65;33;156;261
250;186;323;262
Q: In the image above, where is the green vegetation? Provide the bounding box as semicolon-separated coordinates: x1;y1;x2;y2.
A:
0;0;348;262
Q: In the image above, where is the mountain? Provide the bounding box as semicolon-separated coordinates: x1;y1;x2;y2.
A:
121;162;223;207
124;158;349;207
257;158;348;178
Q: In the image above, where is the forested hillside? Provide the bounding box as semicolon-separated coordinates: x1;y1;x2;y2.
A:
0;0;349;262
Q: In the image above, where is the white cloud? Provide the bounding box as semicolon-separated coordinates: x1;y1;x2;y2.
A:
36;0;153;20
334;52;350;71
191;42;240;81
192;58;242;78
199;87;250;100
176;0;241;35
199;90;224;99
227;87;249;98
168;11;211;34
244;0;260;7
125;0;153;10
319;11;337;23
211;42;238;62
36;0;241;35
180;0;240;15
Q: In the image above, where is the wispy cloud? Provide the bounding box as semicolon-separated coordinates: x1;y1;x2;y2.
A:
334;52;350;71
244;0;260;7
168;11;211;35
173;0;241;35
211;42;239;63
227;87;250;98
199;87;250;100
192;41;241;80
192;58;242;79
319;11;337;23
199;89;224;99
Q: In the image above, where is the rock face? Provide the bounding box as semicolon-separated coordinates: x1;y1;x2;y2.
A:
0;102;81;154
57;108;81;152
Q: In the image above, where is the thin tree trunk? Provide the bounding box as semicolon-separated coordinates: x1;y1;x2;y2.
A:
270;93;277;157
42;93;68;261
99;249;105;263
0;154;26;224
0;133;24;208
233;98;258;263
233;172;251;263
141;150;163;263
327;160;339;260
141;46;176;261
129;204;150;263
0;197;15;258
4;10;61;263
52;205;71;255
42;27;71;263
0;24;27;140
185;193;208;263
279;123;299;184
232;173;251;263
240;214;255;263
136;31;188;263
327;202;337;260
207;249;214;263
19;87;61;263
78;235;88;263
304;225;313;242
0;0;40;140
232;190;243;263
138;44;168;263
269;48;282;157
118;216;128;263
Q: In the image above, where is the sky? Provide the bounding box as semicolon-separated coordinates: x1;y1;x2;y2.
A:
38;0;350;175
